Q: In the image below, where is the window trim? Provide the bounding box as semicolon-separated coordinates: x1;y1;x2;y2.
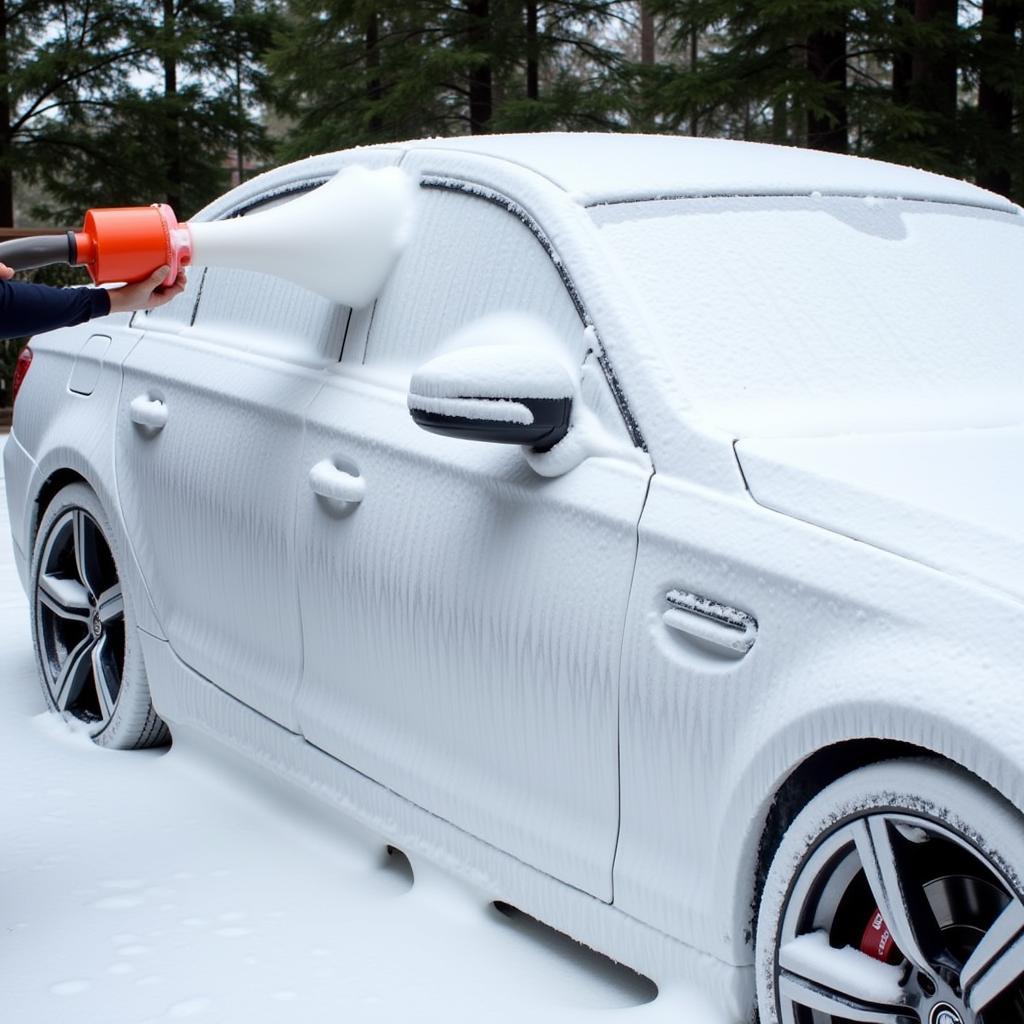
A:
134;179;334;333
418;176;646;452
183;178;350;359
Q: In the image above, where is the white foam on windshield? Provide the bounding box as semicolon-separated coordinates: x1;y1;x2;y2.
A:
593;195;1024;438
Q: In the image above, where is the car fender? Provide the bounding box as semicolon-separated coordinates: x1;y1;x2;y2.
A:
17;326;166;642
616;468;1024;970
717;590;1024;968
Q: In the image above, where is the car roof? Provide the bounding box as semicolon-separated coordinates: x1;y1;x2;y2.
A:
396;132;1019;213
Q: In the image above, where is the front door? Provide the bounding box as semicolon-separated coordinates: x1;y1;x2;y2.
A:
293;181;650;898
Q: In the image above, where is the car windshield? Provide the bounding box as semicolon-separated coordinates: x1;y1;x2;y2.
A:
590;195;1024;437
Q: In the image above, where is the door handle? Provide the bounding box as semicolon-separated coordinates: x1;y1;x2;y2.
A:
309;459;365;505
130;395;168;431
662;589;758;654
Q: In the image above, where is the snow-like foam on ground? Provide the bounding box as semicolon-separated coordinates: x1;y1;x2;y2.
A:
0;434;724;1022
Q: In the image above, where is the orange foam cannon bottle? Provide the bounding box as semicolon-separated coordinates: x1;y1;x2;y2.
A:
72;204;191;287
0;204;190;286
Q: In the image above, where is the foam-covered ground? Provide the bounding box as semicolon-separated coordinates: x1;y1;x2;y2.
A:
0;435;716;1024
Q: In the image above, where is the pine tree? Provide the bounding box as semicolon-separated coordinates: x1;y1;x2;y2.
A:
490;2;629;132
972;0;1022;195
644;0;930;152
644;0;1022;200
31;0;278;221
271;2;457;154
0;0;139;225
270;1;628;159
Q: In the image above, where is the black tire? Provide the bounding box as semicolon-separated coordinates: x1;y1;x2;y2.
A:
30;481;168;749
756;760;1024;1024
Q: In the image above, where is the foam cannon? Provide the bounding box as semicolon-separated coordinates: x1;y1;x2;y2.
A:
0;166;414;308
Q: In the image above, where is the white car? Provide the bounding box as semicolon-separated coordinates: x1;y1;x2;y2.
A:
5;133;1024;1024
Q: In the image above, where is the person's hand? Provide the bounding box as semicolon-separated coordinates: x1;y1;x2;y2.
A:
107;266;187;314
0;262;14;280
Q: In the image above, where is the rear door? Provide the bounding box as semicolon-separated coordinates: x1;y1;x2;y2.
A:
114;188;348;728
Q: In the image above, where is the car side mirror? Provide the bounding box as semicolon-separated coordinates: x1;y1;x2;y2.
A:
408;344;574;452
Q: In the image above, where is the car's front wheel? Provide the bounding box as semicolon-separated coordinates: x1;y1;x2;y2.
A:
756;760;1024;1024
31;482;168;749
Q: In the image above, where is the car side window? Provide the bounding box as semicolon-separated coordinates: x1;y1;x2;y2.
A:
136;259;203;332
361;187;584;370
188;191;352;363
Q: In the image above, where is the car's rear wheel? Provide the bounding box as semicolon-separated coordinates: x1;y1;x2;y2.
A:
31;482;168;749
756;760;1024;1024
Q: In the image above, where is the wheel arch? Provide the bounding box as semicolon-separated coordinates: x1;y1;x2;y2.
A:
752;755;1024;1024
30;463;170;749
28;452;166;642
739;733;1024;961
748;738;924;940
31;467;91;547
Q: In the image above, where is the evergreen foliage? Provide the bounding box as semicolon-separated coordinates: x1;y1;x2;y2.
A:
0;0;279;226
642;0;1022;194
269;1;631;159
269;1;1021;199
0;0;1020;225
0;1;1021;404
0;0;140;225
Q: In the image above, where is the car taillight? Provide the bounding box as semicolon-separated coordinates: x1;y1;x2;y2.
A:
11;345;32;406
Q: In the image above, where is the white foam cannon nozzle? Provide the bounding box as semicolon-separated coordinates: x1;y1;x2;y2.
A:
188;165;415;307
0;165;416;308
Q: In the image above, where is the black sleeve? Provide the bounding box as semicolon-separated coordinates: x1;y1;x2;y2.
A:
0;278;112;340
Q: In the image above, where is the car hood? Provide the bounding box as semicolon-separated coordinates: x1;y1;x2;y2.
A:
735;425;1024;604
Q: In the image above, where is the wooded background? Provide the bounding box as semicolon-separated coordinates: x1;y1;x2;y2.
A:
0;0;1021;400
1;0;1021;227
0;0;1019;407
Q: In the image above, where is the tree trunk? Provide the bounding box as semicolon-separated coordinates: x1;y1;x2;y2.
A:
467;0;492;133
526;1;538;100
366;10;382;134
232;0;244;187
235;58;244;186
640;4;655;65
689;27;698;134
0;0;13;227
163;0;182;212
976;0;1018;195
912;0;958;122
892;0;913;103
806;22;848;153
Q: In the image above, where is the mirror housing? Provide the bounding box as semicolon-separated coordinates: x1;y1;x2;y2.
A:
408;343;574;452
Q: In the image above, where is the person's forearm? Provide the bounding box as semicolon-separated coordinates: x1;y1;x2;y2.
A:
0;279;111;340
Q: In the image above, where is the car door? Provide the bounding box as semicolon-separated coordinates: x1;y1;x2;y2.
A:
293;179;651;900
115;188;350;729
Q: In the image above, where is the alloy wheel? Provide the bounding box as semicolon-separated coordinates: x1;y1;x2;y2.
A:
34;507;126;727
777;812;1024;1023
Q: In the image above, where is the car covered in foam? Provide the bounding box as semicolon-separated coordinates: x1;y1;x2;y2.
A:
5;133;1024;1023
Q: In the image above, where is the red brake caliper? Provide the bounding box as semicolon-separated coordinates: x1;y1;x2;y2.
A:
860;908;901;963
